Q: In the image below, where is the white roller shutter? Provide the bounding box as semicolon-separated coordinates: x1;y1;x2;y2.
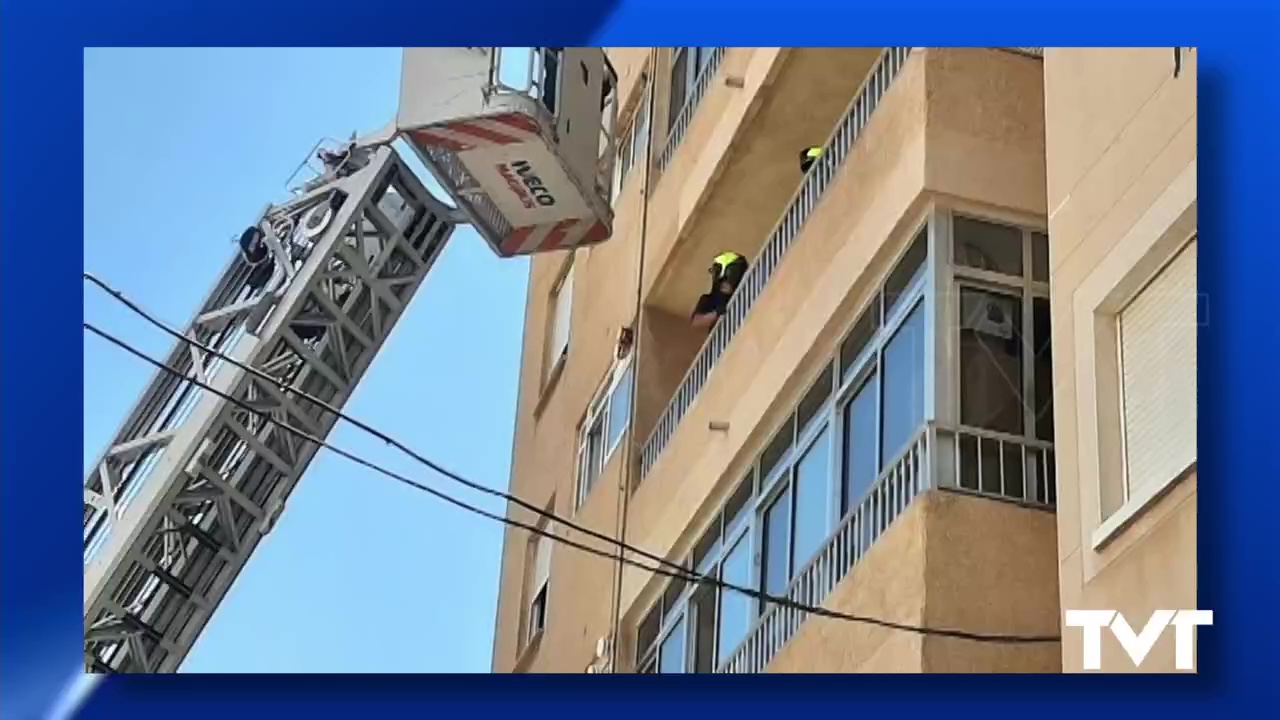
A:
549;268;574;365
1119;237;1198;500
532;531;553;593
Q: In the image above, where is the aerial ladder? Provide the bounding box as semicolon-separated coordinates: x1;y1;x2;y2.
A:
83;47;619;673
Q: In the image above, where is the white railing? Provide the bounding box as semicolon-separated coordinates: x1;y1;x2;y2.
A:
716;422;1055;674
639;47;915;481
656;47;728;174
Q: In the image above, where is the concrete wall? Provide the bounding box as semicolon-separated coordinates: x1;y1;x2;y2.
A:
768;496;930;673
1042;47;1198;673
767;492;1059;673
920;492;1062;673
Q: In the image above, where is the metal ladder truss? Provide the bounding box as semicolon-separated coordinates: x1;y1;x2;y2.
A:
83;147;457;673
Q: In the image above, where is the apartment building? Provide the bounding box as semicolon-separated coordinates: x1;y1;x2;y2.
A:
490;46;1198;674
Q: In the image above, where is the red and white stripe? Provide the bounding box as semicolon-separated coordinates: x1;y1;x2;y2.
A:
500;219;611;256
409;112;542;153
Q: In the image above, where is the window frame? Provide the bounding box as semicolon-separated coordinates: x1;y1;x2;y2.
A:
525;521;554;648
635;472;757;673
1049;161;1196;559
574;355;635;509
667;47;714;132
1115;234;1197;508
1089;229;1198;549
832;222;931;516
545;259;574;385
948;212;1052;448
613;82;652;198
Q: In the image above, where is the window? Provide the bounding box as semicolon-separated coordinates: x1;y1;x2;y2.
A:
575;359;634;508
658;615;687;673
539;47;563;116
1111;237;1197;517
717;535;752;665
690;583;718;673
614;86;651;197
842;370;879;514
761;488;792;603
954;215;1023;277
959;287;1024;435
667;47;714;130
881;301;925;464
546;262;573;380
756;421;834;616
526;524;553;645
791;427;832;571
636;474;754;673
951;214;1054;496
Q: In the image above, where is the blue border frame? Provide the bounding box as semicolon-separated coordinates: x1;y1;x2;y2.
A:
3;0;1278;716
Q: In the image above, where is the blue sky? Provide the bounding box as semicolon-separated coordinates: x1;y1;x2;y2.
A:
83;48;529;673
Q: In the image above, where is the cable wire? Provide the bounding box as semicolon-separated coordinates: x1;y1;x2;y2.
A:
84;272;697;584
607;49;659;672
84;320;1061;647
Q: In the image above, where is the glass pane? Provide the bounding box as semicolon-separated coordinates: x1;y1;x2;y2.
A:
884;227;928;316
541;48;562;116
843;371;879;514
691;583;717;673
880;302;926;464
662;576;687;616
840;303;880;379
959;288;1024;435
585;417;604;485
759;416;794;481
1033;297;1054;441
796;364;833;433
723;475;754;533
1032;232;1050;282
953;215;1023;276
632;93;650;164
761;489;792;603
668;49;689;128
498;48;531;90
658;615;687;673
792;426;832;571
717;535;752;667
605;365;633;451
636;604;661;660
691;518;721;572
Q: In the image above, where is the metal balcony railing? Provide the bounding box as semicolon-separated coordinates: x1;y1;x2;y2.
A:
716;422;1055;674
656;47;728;175
638;47;915;481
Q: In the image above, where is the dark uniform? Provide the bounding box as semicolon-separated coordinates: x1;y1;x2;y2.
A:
799;146;823;174
692;252;749;326
237;225;276;295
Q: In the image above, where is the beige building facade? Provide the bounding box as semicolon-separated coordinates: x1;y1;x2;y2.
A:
490;46;1198;674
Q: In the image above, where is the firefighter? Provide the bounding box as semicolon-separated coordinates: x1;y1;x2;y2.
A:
691;252;749;329
799;146;823;174
236;225;276;296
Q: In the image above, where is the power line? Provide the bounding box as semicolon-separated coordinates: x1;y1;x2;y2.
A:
84;272;695;582
84;318;1061;648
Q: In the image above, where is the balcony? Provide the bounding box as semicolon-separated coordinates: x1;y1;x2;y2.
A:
719;422;1056;673
642;47;887;316
640;47;914;479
